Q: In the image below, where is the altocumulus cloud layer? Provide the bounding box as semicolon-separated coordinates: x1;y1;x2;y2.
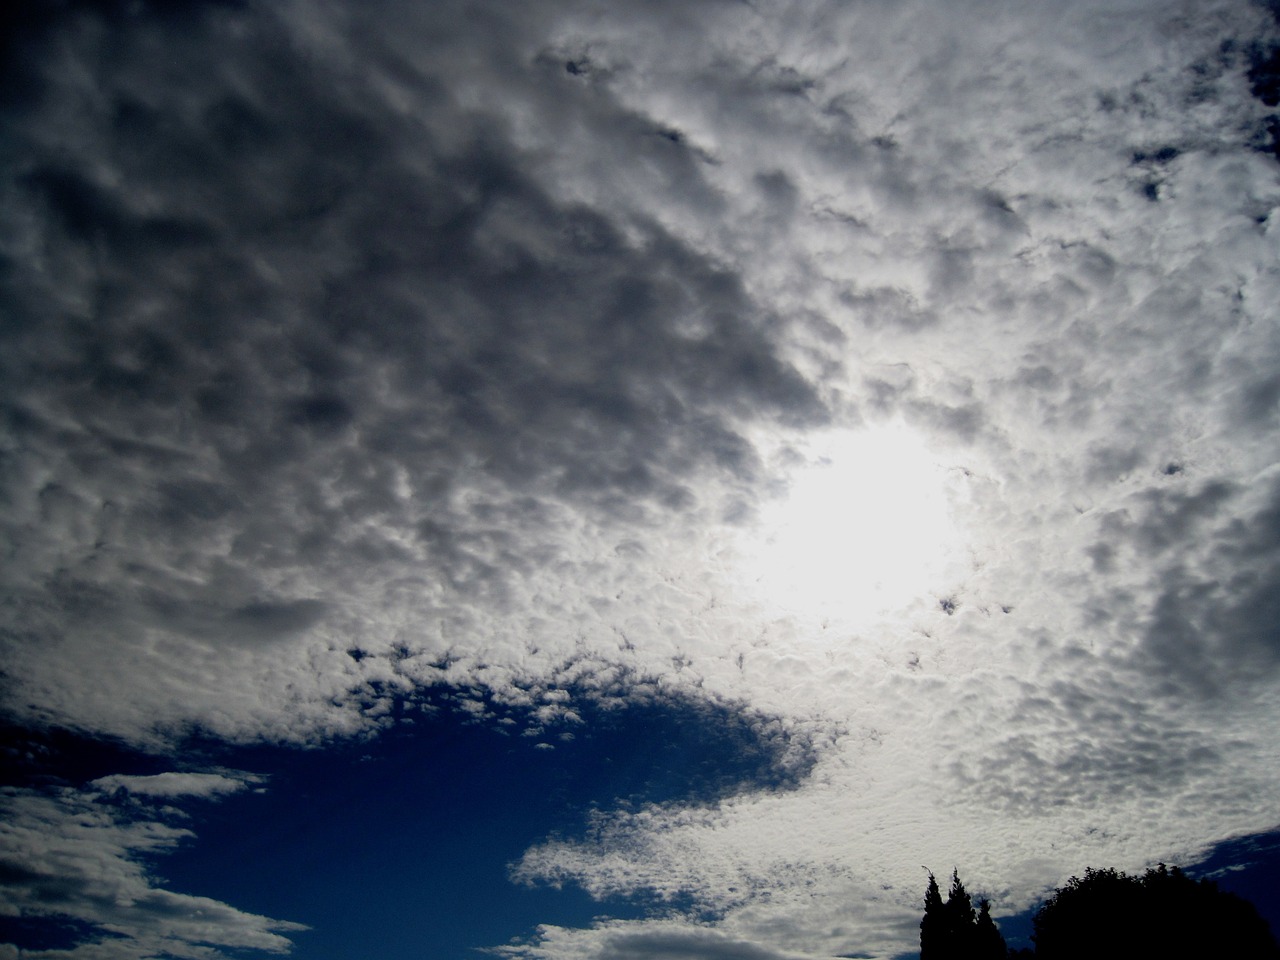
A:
2;0;1280;957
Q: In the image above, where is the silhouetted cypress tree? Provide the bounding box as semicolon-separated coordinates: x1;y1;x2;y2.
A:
922;869;1007;959
920;871;946;960
974;898;1008;960
944;868;977;956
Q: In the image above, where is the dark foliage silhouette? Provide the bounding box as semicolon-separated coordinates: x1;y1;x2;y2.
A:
921;871;946;960
1032;864;1280;960
920;862;1278;959
921;869;1006;960
974;899;1006;960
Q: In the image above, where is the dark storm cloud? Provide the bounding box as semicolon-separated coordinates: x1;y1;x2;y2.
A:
0;0;823;737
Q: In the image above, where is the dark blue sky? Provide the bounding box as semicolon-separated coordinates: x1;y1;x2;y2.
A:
2;690;815;958
161;692;811;959
3;707;1277;959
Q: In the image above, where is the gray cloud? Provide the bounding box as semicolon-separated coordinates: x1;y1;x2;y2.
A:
0;0;825;742
1139;476;1280;695
1070;472;1280;697
579;928;798;960
493;921;806;960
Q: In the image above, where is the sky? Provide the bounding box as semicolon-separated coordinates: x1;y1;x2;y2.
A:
2;0;1280;958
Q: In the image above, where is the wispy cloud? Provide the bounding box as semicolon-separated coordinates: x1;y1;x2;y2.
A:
492;920;806;960
88;772;263;800
0;786;304;959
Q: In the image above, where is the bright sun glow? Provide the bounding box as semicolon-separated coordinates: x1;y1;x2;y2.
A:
736;423;963;628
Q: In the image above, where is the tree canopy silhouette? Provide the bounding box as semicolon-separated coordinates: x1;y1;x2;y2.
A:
1032;863;1279;960
920;862;1278;959
920;869;1006;960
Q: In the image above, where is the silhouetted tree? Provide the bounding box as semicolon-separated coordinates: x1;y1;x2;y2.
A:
921;869;1005;959
974;898;1008;960
1032;864;1280;960
944;868;976;951
920;871;946;960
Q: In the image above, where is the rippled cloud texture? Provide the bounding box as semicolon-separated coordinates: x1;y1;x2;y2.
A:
3;0;1280;957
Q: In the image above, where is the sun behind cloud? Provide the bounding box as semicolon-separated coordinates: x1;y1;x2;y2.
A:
735;422;965;629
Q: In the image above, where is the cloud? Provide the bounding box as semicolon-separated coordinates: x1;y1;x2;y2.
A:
494;920;804;960
3;0;1280;957
0;0;831;747
88;772;261;800
0;786;305;959
1138;472;1280;693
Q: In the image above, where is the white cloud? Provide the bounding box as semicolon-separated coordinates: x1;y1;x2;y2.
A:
88;773;260;800
493;919;805;960
0;788;305;958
